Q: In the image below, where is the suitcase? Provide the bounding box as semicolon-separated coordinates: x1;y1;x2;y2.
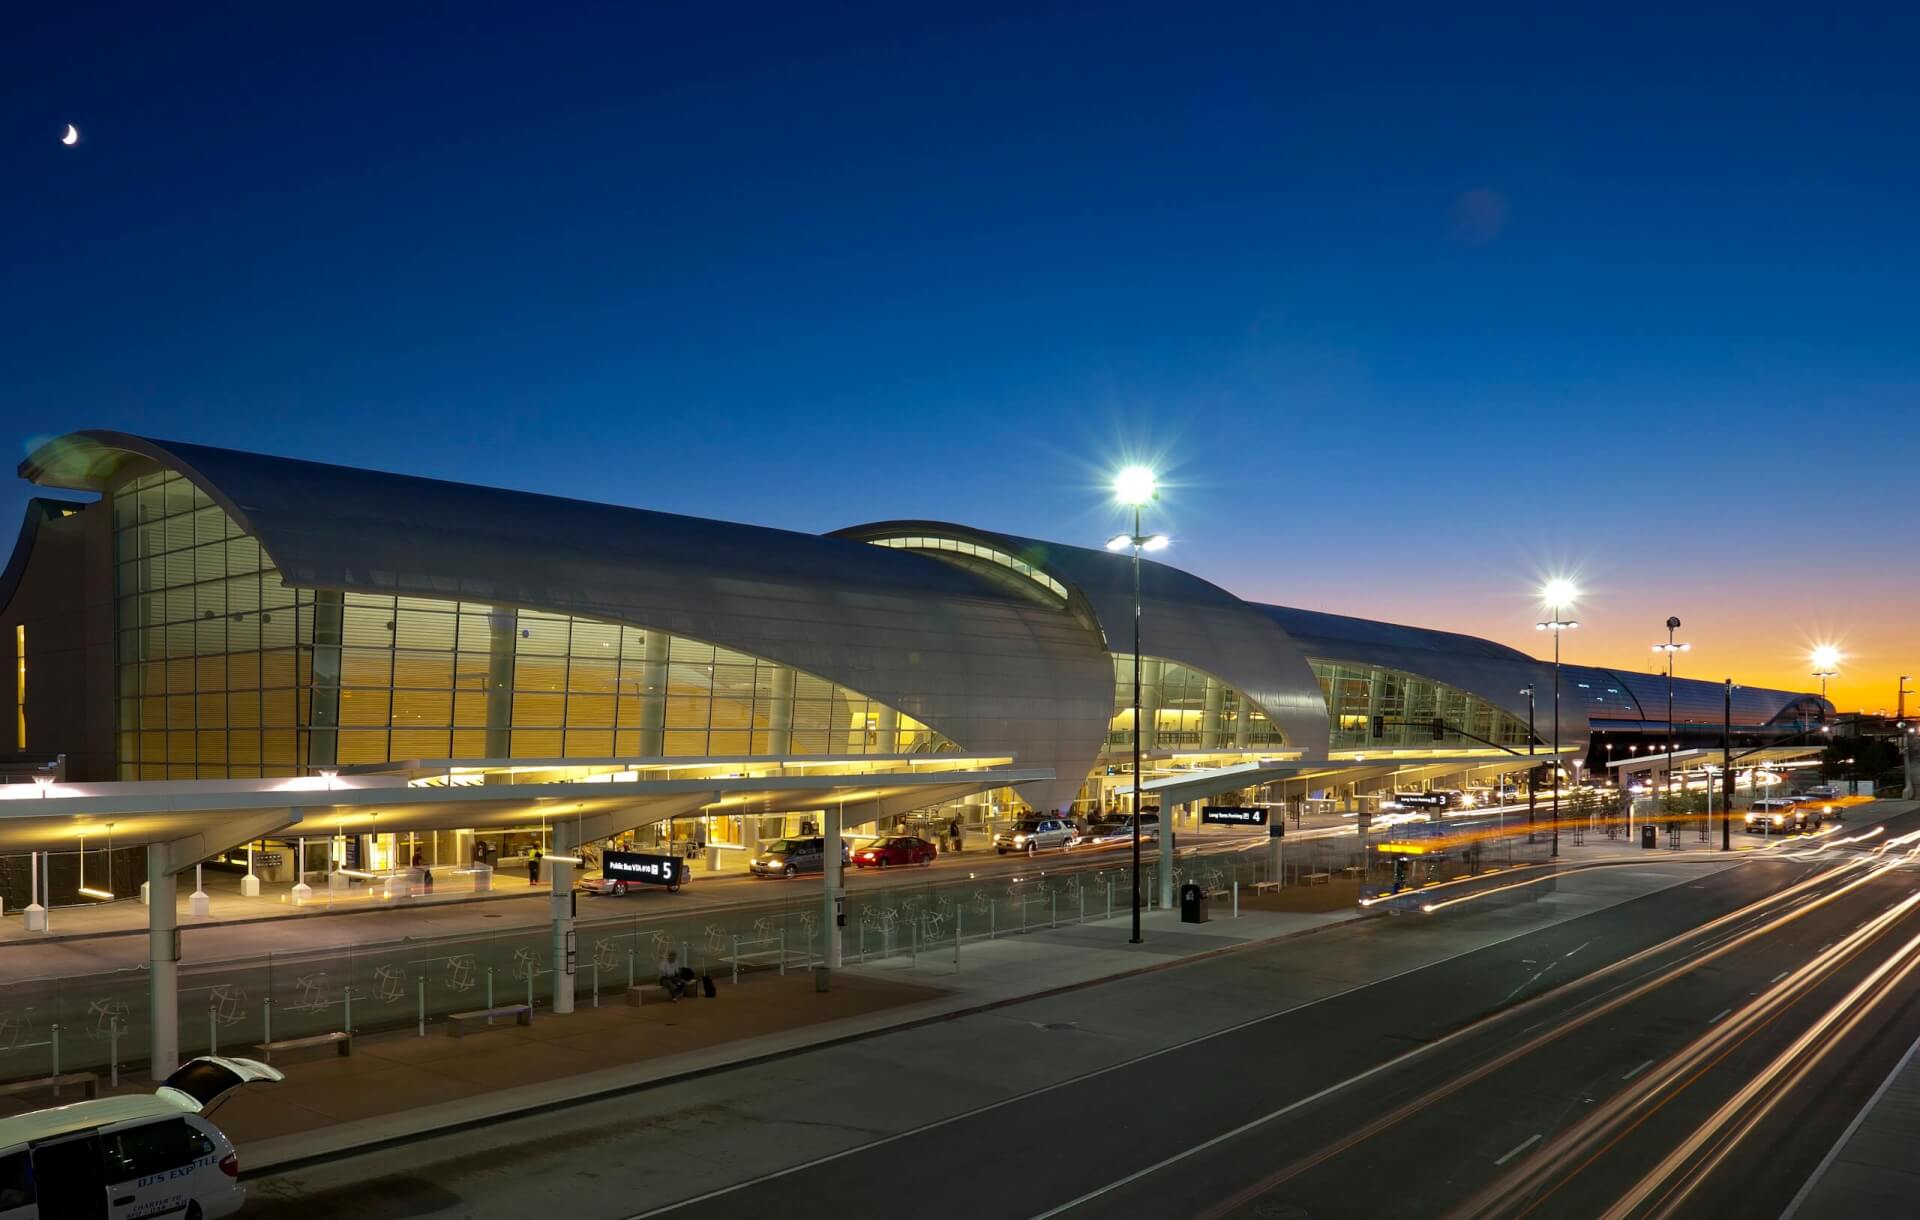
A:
701;974;717;998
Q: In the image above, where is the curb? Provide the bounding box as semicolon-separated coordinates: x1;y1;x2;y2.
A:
244;910;1374;1179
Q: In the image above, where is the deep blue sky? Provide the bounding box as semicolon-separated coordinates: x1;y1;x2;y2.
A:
4;2;1915;703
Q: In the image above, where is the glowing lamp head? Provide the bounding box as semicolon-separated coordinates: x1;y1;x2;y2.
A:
1113;465;1158;506
1811;645;1840;672
1541;578;1578;609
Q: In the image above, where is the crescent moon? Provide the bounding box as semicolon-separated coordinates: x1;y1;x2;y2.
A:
61;124;79;145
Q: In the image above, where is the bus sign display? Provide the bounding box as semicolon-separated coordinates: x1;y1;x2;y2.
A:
603;851;683;886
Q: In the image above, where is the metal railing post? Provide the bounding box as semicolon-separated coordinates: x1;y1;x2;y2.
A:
263;996;273;1046
627;946;635;991
207;1006;216;1056
1051;891;1057;928
593;962;601;1008
954;909;962;968
344;986;353;1035
779;929;787;976
108;1020;119;1088
486;966;495;1024
732;935;740;985
1233;881;1240;918
417;979;426;1036
51;1024;61;1084
1107;877;1113;920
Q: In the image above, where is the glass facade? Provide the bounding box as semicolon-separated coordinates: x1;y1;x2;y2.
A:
113;470;950;779
1311;659;1533;752
1107;655;1285;751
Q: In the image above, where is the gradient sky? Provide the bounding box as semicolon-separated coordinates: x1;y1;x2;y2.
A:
4;3;1915;711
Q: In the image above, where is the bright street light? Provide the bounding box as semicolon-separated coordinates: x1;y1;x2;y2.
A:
1107;464;1165;945
1541;578;1578;610
1114;465;1158;506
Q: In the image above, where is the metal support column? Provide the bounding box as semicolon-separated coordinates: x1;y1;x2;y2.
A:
148;851;179;1079
550;825;576;1014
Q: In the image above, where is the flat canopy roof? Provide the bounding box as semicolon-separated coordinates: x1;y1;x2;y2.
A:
1604;746;1824;774
1141;752;1575;807
0;763;1051;857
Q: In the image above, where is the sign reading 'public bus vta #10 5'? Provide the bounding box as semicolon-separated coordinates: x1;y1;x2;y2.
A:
603;851;683;886
1200;806;1269;826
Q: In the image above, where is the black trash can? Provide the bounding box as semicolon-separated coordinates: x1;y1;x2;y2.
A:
1641;825;1657;850
1180;881;1210;923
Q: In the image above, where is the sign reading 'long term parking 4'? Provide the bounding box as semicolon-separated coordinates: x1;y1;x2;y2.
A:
603;851;683;886
1200;806;1269;827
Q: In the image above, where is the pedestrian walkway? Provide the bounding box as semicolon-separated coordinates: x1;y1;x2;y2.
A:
0;903;1346;1174
1784;1032;1920;1217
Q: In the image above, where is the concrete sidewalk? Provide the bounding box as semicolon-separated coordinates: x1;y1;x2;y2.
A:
1784;1032;1920;1217
205;904;1349;1172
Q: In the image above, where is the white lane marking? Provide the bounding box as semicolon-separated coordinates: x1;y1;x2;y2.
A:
1493;1133;1543;1166
1771;970;1791;984
619;910;1579;1219
1708;1007;1733;1024
1621;1059;1655;1081
1502;963;1555;1005
1564;940;1591;958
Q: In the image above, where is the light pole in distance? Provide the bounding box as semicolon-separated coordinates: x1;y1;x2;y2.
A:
1536;580;1578;858
1107;465;1166;945
1811;645;1840;707
1652;617;1689;838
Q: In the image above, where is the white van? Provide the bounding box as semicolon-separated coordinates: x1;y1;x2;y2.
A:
0;1056;282;1219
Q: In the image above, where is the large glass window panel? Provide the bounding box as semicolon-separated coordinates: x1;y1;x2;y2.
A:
565;693;615;729
337;730;389;764
663;730;708;756
391;729;451;758
565;657;617;694
391;651;453;689
512;692;565;726
393;610;455;651
512;728;562;756
516;613;570;656
515;657;566;692
338;648;392;687
564;730;613;756
390;690;450;726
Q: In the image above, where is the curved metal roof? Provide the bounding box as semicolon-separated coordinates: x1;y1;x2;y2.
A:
21;432;1115;806
837;521;1332;756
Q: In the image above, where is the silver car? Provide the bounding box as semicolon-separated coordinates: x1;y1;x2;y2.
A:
993;817;1074;855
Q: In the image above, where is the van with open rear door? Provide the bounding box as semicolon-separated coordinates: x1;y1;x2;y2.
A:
0;1055;282;1219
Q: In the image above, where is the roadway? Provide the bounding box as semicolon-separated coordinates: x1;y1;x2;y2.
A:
238;802;1919;1219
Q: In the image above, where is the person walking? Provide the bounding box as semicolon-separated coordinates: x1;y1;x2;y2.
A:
412;850;432;893
948;816;964;854
527;847;541;888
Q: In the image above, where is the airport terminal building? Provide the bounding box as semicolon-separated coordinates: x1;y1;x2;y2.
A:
4;432;1830;826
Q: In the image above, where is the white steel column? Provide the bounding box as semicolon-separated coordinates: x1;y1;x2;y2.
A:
550;825;576;1014
822;805;844;969
1159;802;1177;908
148;849;179;1079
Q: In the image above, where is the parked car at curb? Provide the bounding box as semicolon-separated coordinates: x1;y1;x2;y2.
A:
851;835;937;869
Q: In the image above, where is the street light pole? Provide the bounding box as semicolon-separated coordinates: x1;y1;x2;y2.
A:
1721;679;1735;851
1521;685;1536;843
1536;582;1578;859
1652;618;1689;840
1107;467;1165;946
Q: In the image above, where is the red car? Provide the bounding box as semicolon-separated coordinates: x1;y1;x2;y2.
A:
851;835;938;869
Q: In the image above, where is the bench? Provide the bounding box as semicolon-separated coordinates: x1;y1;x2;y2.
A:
1250;879;1282;895
446;1004;533;1036
0;1072;98;1101
1305;871;1331;886
626;981;702;1006
254;1031;352;1063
